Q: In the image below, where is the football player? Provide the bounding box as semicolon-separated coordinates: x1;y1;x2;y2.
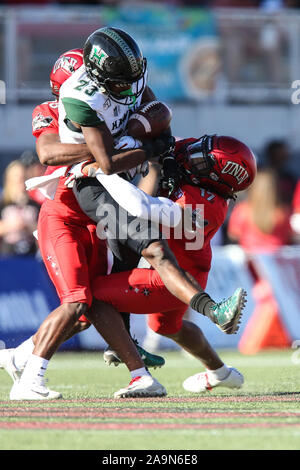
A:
36;48;166;370
83;134;257;396
4;28;248;400
2;48;166;400
59;27;248;334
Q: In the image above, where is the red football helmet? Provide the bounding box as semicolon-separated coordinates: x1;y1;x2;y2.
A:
176;135;257;198
50;48;83;97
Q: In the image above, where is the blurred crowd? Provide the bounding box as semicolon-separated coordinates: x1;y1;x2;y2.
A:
226;139;300;253
0;1;296;98
1;0;300;8
0;151;43;256
0;139;299;258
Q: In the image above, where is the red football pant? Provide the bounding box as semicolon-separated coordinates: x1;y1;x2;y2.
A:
38;201;108;318
92;267;209;335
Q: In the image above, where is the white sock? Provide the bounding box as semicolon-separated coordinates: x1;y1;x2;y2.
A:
13;336;34;370
19;354;49;385
130;367;150;379
206;365;230;384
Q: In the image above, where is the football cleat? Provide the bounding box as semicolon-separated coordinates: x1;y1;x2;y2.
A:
183;367;244;393
103;340;165;369
114;375;167;399
210;288;247;335
0;348;23;383
10;378;62;400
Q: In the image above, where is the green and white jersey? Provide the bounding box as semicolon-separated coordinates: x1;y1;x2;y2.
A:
58;65;147;144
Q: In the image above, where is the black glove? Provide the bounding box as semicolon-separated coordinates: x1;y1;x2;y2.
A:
160;153;180;197
142;132;175;161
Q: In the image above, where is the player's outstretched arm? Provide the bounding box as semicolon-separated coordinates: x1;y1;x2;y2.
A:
36;133;93;167
81;125;173;175
82;125;147;175
95;171;182;228
81;125;145;175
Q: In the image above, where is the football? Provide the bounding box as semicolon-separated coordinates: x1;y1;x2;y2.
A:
127;101;172;139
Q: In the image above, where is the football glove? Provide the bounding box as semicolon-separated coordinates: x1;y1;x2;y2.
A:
126;161;149;180
64;160;96;188
142;132;176;161
115;136;148;180
160;153;180;197
114;135;143;150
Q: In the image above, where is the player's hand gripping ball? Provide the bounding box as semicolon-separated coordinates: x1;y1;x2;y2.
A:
128;101;172;139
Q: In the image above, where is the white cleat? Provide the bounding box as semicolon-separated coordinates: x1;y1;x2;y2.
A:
182;367;244;393
114;375;167;399
0;348;22;383
10;378;62;400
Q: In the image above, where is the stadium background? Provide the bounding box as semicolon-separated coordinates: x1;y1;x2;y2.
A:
0;0;300;355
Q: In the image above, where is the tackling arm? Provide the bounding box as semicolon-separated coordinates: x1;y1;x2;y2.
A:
81;125;149;175
62;85;173;175
36;133;93;167
96;170;183;228
81;124;173;176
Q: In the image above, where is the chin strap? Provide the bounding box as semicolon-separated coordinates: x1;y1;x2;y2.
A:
160;152;180;197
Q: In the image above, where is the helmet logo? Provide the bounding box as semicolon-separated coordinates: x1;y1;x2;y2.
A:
221;161;249;185
89;45;108;69
53;56;78;74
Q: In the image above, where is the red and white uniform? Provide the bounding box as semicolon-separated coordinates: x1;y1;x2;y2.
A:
32;100;108;309
92;181;228;335
32;100;64;176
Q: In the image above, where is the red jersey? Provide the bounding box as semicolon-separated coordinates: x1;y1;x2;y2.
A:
166;184;228;275
160;137;228;275
32;100;89;220
32;100;62;176
33;101;106;308
32;100;59;139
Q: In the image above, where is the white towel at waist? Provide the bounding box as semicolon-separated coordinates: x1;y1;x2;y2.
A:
25;166;67;200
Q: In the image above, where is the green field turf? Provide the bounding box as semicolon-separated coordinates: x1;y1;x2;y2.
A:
0;349;300;450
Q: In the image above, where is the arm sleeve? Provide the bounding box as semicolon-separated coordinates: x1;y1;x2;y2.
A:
95;170;182;228
62;97;104;127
